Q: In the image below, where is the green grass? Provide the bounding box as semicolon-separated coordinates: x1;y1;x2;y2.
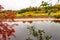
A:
15;10;60;18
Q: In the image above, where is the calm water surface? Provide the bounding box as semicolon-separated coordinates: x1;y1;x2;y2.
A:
3;21;60;40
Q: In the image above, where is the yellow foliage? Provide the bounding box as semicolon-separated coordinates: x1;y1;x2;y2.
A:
55;4;60;8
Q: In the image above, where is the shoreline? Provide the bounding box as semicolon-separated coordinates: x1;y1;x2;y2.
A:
1;18;60;22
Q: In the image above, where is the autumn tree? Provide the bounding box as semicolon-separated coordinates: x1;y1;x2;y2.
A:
4;10;16;21
0;5;4;21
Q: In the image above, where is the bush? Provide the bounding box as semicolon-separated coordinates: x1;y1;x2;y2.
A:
53;15;60;18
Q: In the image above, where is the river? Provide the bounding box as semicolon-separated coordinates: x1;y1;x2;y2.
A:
3;21;60;40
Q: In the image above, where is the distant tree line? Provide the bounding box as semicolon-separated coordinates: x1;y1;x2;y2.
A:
16;7;41;14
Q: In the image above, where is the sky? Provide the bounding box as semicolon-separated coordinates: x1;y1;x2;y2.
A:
0;0;58;10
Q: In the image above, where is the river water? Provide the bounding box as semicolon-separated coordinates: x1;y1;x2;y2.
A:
3;21;60;40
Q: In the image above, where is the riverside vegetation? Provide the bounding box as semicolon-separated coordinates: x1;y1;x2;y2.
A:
0;1;60;20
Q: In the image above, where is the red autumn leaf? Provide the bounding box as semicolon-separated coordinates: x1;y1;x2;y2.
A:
7;28;15;37
0;22;3;26
2;34;6;40
0;29;2;34
7;31;11;37
4;23;8;26
0;22;16;40
2;23;9;32
11;28;15;32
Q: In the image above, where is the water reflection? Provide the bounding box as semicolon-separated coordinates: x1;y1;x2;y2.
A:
3;21;60;40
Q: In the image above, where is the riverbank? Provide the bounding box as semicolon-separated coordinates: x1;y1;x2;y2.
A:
2;18;60;22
